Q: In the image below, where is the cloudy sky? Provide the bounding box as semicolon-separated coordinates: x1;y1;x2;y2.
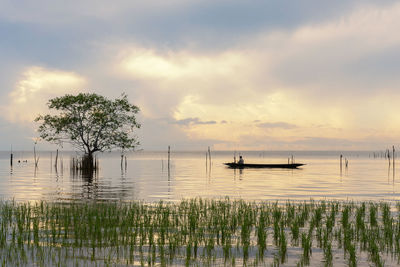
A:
1;0;400;151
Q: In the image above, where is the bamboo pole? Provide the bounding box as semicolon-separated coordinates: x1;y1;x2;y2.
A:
393;145;395;166
393;146;396;181
168;146;171;180
10;145;13;167
33;145;39;167
168;146;171;169
55;149;59;170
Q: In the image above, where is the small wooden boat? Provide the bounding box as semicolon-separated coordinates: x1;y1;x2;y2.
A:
224;162;305;169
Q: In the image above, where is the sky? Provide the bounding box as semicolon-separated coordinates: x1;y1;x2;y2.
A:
1;0;400;151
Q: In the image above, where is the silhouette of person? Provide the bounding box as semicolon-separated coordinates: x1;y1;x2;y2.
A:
238;155;244;164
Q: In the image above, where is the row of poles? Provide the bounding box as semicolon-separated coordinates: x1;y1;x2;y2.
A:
10;147;60;169
340;145;397;173
164;146;212;173
12;145;397;177
10;146;400;167
10;148;71;173
369;145;396;165
370;145;396;160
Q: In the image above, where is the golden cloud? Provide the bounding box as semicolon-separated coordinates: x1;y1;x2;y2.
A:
2;66;86;123
111;2;400;149
118;47;245;81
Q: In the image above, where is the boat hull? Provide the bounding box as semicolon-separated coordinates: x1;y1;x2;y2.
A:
224;163;305;169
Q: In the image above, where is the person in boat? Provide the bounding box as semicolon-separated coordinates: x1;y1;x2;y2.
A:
237;155;244;165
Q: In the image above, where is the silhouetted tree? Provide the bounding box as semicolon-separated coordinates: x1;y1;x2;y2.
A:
35;93;140;169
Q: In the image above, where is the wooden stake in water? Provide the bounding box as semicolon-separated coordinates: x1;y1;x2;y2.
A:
393;146;395;166
10;145;13;167
209;147;213;176
393;145;396;181
168;146;171;169
55;149;59;170
340;154;343;173
168;146;171;180
34;144;39;167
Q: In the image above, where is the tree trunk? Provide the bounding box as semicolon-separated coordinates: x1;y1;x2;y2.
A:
81;152;94;178
83;153;94;170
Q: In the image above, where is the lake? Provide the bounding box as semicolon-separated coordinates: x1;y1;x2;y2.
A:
1;150;399;203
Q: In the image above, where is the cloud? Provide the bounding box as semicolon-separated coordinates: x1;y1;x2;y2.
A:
0;1;201;26
225;134;399;151
254;2;400;98
1;1;394;51
117;46;244;81
257;122;298;129
112;45;254;121
292;137;357;148
172;117;217;126
137;117;225;150
108;0;400;148
114;2;400;116
1;66;86;123
2;1;400;150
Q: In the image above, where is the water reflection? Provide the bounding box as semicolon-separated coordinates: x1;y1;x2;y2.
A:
69;167;137;200
387;162;396;185
1;151;400;202
232;168;243;180
394;163;396;182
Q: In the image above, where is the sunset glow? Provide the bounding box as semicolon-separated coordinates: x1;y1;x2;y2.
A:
1;1;400;150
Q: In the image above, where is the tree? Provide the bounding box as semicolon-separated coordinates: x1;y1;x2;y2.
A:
35;93;140;166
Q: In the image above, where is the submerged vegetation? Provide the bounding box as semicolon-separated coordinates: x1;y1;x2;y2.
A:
1;199;400;266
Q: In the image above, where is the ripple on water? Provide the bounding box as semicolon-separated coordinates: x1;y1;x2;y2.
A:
1;151;400;202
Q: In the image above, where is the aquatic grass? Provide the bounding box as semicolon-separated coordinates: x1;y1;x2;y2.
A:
323;236;333;267
1;199;400;266
278;221;287;263
300;232;312;266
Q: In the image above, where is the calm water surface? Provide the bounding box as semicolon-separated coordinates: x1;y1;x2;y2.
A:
1;150;399;202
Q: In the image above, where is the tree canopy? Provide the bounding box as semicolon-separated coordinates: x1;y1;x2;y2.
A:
35;93;140;156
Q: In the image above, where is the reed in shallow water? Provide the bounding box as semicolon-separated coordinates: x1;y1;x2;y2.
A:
1;199;400;266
